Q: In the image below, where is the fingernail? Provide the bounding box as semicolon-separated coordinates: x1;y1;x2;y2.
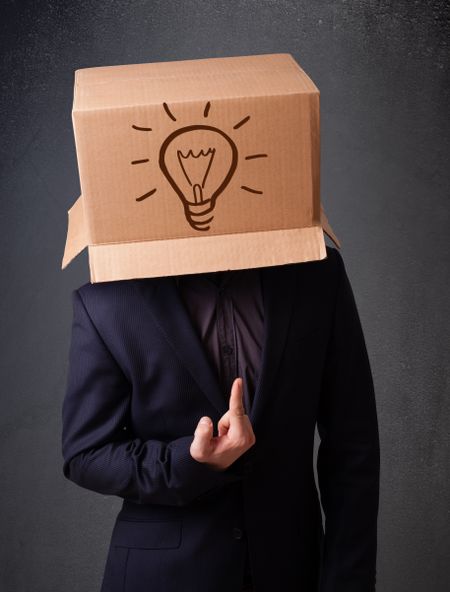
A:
200;417;210;424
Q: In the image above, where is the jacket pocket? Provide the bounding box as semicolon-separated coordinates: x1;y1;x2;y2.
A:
112;519;182;549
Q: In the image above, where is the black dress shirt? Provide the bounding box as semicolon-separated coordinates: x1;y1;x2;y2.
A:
175;267;264;591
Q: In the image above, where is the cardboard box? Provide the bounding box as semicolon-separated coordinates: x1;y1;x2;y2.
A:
61;53;340;282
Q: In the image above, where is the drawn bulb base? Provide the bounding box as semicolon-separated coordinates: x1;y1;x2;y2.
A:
185;197;216;231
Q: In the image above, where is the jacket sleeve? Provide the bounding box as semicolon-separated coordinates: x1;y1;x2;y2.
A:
61;289;252;507
317;249;381;592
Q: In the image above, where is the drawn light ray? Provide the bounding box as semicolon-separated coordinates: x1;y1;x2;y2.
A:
163;102;177;121
233;115;251;129
131;125;152;131
245;153;268;160
241;185;263;194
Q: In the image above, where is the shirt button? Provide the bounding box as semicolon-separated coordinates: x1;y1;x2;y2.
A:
233;527;244;540
222;344;234;355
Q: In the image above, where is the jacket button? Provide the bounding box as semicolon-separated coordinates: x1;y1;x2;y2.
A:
233;527;244;540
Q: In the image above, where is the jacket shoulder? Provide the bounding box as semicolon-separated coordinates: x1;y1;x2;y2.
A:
292;245;343;278
74;277;127;299
72;278;144;314
320;245;345;287
324;245;344;270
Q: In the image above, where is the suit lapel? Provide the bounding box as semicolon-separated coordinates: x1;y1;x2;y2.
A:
249;264;297;429
133;275;227;415
132;264;297;430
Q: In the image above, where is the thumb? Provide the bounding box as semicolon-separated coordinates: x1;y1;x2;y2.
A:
191;416;213;460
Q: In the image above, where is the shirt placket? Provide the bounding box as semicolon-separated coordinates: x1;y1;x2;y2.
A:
216;285;238;399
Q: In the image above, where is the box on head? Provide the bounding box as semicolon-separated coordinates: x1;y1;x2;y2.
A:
61;53;340;283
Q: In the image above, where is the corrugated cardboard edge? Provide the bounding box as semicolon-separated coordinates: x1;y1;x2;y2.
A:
320;204;341;249
86;224;338;283
61;195;88;269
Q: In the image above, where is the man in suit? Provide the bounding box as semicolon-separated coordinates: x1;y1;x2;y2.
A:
61;245;380;592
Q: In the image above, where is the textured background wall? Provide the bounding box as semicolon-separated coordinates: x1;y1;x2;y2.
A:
0;1;448;590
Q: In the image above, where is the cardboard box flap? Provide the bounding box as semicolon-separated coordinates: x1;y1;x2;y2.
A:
87;226;329;283
320;204;341;249
61;195;88;269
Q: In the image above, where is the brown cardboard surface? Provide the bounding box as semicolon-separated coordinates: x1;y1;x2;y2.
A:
62;53;340;282
87;226;327;282
62;195;87;268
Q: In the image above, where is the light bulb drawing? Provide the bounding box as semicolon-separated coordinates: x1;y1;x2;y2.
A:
131;101;268;231
159;125;237;231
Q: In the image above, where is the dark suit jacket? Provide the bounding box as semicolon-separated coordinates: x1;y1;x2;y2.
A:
61;246;380;592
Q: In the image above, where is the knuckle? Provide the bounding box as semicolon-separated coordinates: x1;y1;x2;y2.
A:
191;446;207;462
243;432;256;448
246;435;255;447
235;436;248;449
245;429;255;442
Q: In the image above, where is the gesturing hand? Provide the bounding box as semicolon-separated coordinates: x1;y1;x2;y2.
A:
190;377;256;471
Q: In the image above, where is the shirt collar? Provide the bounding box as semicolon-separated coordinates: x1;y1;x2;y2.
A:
175;268;240;290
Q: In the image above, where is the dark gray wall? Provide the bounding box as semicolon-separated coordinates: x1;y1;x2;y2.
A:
1;1;448;590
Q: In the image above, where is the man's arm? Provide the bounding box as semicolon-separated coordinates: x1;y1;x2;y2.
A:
61;289;250;507
317;249;381;592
